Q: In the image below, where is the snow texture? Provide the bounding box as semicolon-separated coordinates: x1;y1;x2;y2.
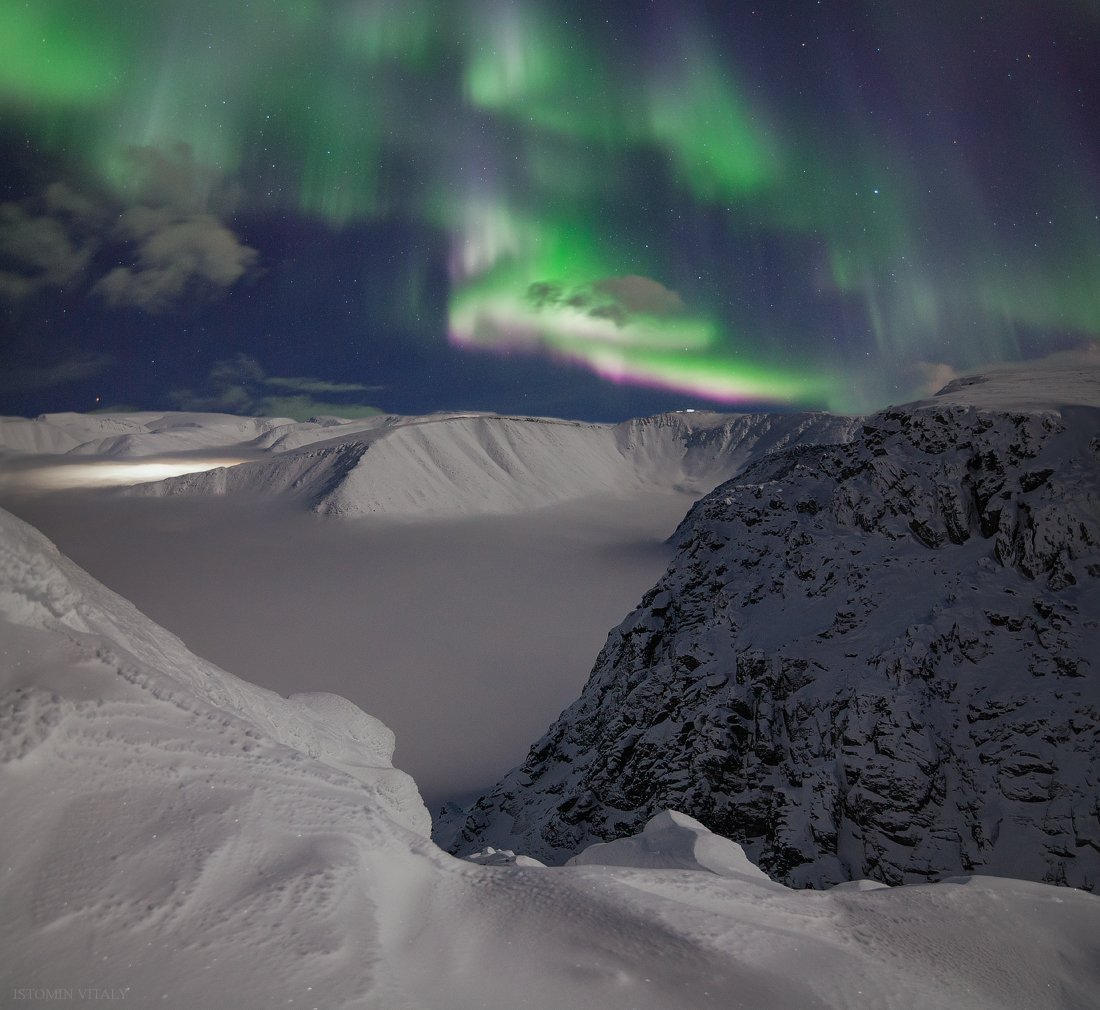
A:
567;810;774;882
2;371;1100;1007
3;506;1100;1007
443;365;1100;891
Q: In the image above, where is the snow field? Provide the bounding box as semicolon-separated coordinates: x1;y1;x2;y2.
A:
2;506;1099;1009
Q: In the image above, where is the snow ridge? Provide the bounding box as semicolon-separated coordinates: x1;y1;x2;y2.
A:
131;410;860;517
0;411;292;457
442;376;1100;890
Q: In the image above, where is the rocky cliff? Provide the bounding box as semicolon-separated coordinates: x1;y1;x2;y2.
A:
442;368;1100;890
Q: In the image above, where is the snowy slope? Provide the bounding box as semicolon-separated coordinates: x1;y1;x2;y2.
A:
131;410;860;517
2;506;1099;1009
442;365;1100;890
0;411;294;457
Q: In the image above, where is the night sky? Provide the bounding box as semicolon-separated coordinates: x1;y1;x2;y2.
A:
1;0;1098;422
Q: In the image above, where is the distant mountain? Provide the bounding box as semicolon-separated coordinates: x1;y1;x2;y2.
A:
0;411;292;456
441;365;1100;891
129;410;861;517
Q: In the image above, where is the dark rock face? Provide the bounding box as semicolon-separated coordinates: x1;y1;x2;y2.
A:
442;400;1100;890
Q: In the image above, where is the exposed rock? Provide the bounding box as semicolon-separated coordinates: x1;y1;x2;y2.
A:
443;381;1100;891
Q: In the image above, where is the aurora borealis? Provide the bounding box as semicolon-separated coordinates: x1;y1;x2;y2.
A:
1;1;1097;419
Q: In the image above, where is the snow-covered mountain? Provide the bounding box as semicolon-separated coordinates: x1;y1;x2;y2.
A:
128;410;860;517
0;410;295;457
3;505;1099;1009
441;365;1100;891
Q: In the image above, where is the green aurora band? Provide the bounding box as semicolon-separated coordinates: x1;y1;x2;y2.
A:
2;0;1097;411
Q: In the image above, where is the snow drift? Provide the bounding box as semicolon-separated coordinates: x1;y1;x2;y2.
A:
3;505;1099;1008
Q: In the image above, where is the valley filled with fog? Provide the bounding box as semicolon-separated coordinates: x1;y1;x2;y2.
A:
1;470;692;809
1;380;1098;1010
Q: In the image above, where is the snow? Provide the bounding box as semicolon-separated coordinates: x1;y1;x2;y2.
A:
2;504;1098;1009
923;361;1100;410
567;810;776;883
1;390;1100;1005
0;407;859;806
126;409;860;517
1;488;698;807
0;411;292;457
465;846;547;868
2;368;1099;1007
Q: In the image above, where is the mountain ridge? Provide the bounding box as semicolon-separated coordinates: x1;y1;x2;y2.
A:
129;410;861;518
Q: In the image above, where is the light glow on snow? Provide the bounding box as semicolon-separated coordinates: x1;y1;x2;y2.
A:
2;457;248;491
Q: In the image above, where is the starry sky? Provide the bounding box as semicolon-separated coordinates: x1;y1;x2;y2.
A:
1;0;1098;422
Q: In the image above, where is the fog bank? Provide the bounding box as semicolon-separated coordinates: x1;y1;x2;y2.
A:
2;476;692;810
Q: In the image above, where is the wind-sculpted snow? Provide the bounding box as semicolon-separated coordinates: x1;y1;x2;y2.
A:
131;410;860;517
0;507;429;833
567;810;775;881
444;368;1100;891
3;508;1100;1007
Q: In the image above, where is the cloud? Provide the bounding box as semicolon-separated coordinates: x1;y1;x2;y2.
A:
264;376;382;394
0;198;96;300
912;361;961;398
0;352;112;392
526;282;564;309
116;143;242;215
43;182;105;225
920;343;1100;386
90;146;259;312
592;275;685;317
256;396;386;420
525;274;686;330
168;354;383;420
93;207;259;312
1020;341;1100;369
208;352;267;388
0;146;255;311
